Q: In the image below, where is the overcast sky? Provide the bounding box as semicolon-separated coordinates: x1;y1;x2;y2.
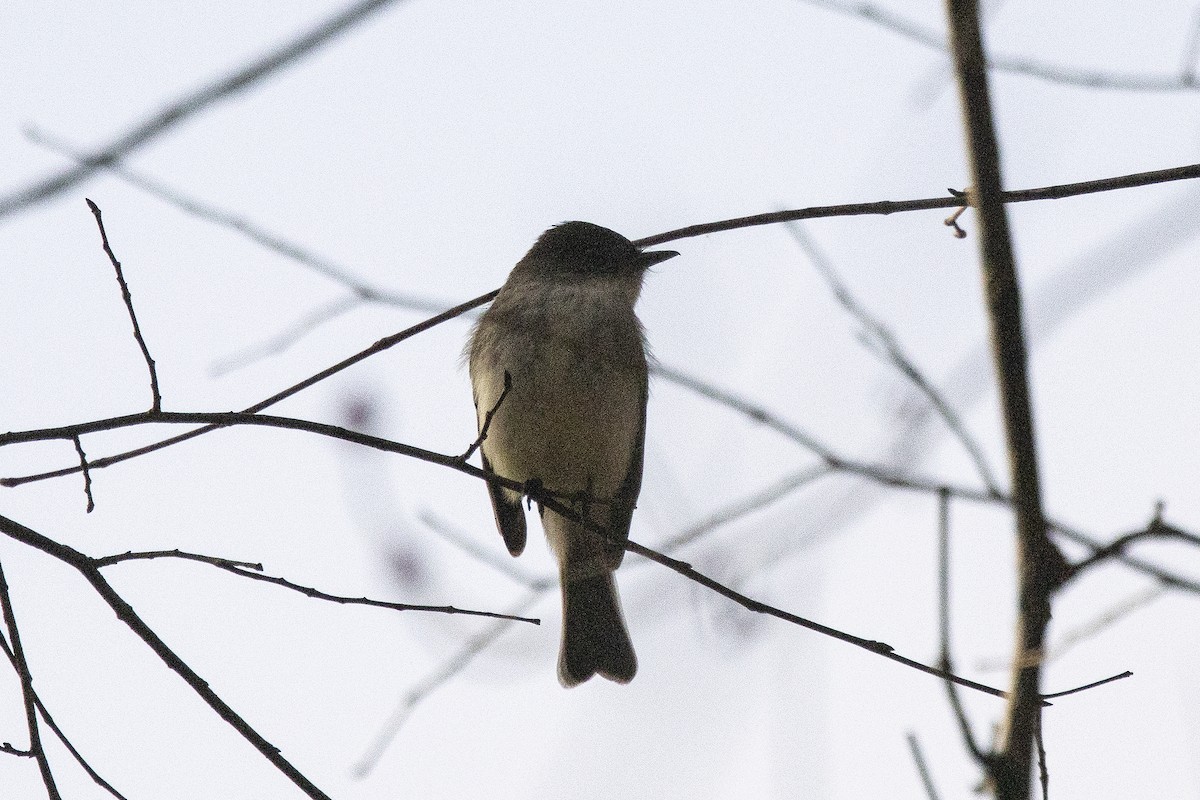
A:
2;1;1199;798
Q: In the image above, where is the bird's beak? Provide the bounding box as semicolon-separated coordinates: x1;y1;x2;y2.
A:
636;248;679;268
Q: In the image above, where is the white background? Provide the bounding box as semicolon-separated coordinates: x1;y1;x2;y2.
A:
1;1;1198;797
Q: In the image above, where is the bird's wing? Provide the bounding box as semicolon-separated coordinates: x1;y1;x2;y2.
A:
603;378;647;569
481;449;527;557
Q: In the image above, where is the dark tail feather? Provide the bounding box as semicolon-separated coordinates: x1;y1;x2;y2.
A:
558;571;637;687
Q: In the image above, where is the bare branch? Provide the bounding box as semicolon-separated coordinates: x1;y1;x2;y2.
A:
0;0;408;219
620;535;1009;699
418;510;553;590
209;294;365;377
1041;670;1132;701
353;591;544;776
0;635;127;798
1067;509;1200;580
95;547;538;625
0;560;61;799
936;490;990;766
71;435;95;513
86;199;161;412
1034;724;1049;800
27;127;451;317
461;370;512;461
947;2;1066;796
635;162;1200;248
1179;3;1200;82
798;0;1200;92
906;732;943;800
783;221;1002;495
7;162;1200;488
653;364;1200;593
0;514;333;800
0;288;499;488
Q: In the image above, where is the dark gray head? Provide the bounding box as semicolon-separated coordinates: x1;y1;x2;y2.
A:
517;221;678;278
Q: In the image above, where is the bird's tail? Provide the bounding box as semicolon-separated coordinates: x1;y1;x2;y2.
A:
558;568;637;687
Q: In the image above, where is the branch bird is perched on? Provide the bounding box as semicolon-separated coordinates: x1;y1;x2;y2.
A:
467;222;678;686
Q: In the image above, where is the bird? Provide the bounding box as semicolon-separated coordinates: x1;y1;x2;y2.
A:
467;221;678;686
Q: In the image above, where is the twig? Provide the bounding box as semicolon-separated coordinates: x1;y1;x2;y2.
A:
0;288;499;488
0;514;333;800
0;0;407;219
26;126;452;315
1041;585;1167;665
86;199;161;412
0;742;33;757
1179;3;1200;83
0;560;61;799
209;294;365;377
72;435;95;512
0;631;129;798
1034;724;1049;800
7;391;1197;600
797;0;1200;92
418;510;552;590
657;463;832;552
1066;510;1200;579
947;3;1066;797
353;590;544;776
936;489;990;765
94;547;538;624
7;160;1200;489
783;221;1002;496
906;732;943;800
619;535;1009;699
1041;670;1132;700
635;162;1200;248
460;371;512;461
652;364;1200;593
0;636;127;797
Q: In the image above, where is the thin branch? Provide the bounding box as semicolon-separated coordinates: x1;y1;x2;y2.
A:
94;547;537;624
936;490;990;765
635;162;1200;248
947;3;1065;797
6;161;1200;489
1066;512;1200;580
13;381;1193;602
0;636;127;798
0;742;33;758
1179;3;1200;82
353;591;544;776
1040;585;1168;665
1034;724;1049;800
1041;670;1132;700
0;410;1008;696
0;514;333;800
0;0;407;219
798;0;1200;92
657;463;832;552
71;435;95;513
0;561;60;799
906;732;943;800
783;221;1002;495
86;199;161;412
620;535;1009;699
461;370;512;461
0;288;499;488
209;294;365;377
417;510;553;590
653;364;1200;593
27;126;451;317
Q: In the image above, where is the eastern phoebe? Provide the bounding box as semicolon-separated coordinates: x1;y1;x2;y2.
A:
467;221;678;686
